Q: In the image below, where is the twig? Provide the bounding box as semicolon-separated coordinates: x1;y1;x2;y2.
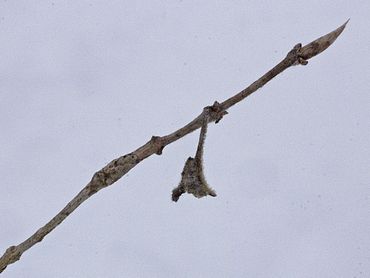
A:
0;20;348;273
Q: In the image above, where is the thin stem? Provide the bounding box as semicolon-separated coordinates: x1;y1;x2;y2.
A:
195;112;210;165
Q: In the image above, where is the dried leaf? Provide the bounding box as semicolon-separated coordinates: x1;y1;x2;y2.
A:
172;157;216;202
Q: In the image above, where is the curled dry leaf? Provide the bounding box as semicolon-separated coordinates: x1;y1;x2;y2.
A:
172;157;217;202
172;111;216;202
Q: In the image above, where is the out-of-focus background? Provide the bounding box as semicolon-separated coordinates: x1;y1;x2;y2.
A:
1;1;369;277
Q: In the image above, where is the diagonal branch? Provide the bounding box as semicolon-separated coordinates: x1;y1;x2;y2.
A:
0;20;348;273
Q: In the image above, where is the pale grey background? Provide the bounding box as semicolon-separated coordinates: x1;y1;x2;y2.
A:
1;1;369;277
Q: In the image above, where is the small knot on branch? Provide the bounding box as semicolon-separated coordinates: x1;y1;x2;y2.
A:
0;246;22;273
286;43;308;66
150;136;165;155
206;101;228;124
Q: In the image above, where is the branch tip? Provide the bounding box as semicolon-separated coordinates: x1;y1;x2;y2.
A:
298;19;349;61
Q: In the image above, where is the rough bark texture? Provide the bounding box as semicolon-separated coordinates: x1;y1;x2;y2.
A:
0;20;348;273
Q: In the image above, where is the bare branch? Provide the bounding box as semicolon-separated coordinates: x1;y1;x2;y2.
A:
0;20;348;273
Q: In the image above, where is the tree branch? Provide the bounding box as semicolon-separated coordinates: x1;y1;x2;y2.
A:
0;20;348;273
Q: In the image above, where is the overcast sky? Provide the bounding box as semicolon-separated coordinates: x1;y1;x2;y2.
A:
1;1;369;277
